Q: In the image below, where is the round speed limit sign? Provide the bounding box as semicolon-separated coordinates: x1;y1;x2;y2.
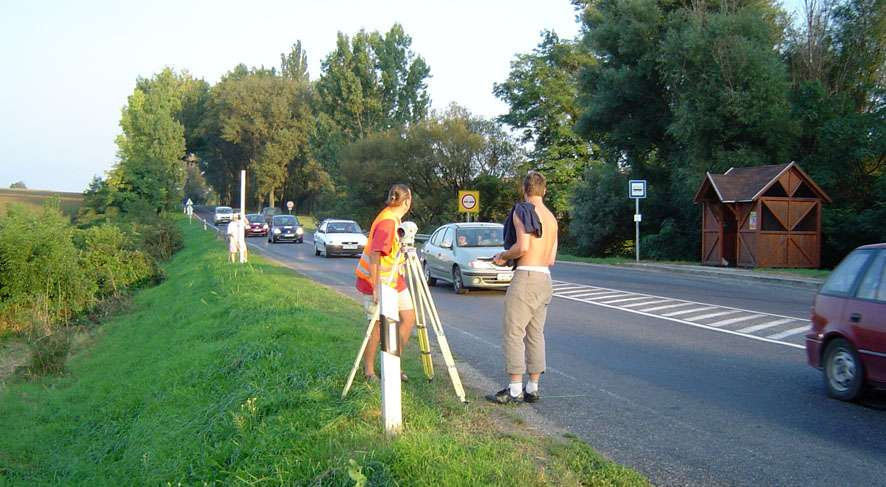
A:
286;201;294;211
461;194;476;210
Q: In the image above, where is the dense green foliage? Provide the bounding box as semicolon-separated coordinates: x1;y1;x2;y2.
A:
0;222;648;486
0;201;177;340
526;0;886;264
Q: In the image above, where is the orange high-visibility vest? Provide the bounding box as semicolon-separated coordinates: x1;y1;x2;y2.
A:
355;208;404;290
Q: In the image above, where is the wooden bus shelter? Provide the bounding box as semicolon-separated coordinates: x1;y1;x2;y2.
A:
693;162;831;268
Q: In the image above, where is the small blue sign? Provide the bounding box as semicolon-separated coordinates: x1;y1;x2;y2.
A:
629;180;647;199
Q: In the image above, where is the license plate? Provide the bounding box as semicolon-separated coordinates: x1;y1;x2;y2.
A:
343;244;358;250
497;273;513;281
284;233;294;237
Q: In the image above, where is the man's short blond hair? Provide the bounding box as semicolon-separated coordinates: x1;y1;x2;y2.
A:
523;171;547;197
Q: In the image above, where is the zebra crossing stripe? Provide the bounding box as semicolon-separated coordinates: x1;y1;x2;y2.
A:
737;318;796;333
638;302;692;312
597;296;656;305
583;293;631;301
662;306;717;317
766;326;810;340
622;299;673;308
685;310;743;322
707;314;765;328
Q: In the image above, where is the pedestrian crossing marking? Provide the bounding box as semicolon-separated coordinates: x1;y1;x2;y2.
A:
737;318;796;333
550;279;809;349
766;326;809;340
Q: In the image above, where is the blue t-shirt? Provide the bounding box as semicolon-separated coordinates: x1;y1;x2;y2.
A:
503;202;542;251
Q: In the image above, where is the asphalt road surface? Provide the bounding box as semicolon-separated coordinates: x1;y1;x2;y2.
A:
201;213;885;486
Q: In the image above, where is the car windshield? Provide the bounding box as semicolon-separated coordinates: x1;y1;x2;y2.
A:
455;227;504;247
264;208;281;215
327;222;361;233
274;216;299;226
216;207;232;214
247;215;262;222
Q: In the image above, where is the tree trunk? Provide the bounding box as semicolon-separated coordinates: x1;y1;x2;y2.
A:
269;190;276;208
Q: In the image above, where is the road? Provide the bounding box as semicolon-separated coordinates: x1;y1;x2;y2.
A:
201;213;885;486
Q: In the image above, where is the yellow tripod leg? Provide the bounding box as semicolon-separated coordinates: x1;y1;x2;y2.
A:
406;263;434;380
409;255;467;403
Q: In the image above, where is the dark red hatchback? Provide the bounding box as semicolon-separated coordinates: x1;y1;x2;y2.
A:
806;243;886;401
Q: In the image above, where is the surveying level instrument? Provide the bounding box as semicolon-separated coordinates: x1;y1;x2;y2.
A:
341;221;467;404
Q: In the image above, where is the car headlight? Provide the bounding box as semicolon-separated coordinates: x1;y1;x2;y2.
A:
469;259;494;269
273;228;281;234
262;223;268;229
296;227;304;235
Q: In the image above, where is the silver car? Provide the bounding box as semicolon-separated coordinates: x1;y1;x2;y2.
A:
421;223;513;294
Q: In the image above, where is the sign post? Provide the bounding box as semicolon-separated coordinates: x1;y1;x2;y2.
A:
286;200;294;215
458;190;480;223
629;180;647;262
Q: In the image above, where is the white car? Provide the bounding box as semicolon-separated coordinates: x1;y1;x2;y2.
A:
314;219;367;258
213;206;233;224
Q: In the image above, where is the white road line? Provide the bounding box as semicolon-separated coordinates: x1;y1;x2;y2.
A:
622;299;673;308
737;318;797;334
707;314;765;328
569;291;614;299
662;306;718;317
685;310;743;322
597;296;654;305
583;293;631;301
557;288;596;295
552;286;589;293
638;302;692;312
766;326;810;340
570;290;616;297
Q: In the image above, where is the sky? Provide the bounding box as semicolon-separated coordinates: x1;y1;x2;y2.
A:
0;0;804;193
0;0;582;192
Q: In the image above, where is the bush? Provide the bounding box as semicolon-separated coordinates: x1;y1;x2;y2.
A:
569;163;632;256
0;204;97;335
79;224;159;296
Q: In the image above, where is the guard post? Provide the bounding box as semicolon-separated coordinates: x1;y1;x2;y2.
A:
629;180;647;262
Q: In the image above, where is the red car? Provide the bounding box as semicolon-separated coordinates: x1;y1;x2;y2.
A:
806;243;886;401
244;214;268;237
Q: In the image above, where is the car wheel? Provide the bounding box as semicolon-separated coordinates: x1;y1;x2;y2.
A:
424;261;437;287
823;338;865;401
452;266;467;295
314;245;320;256
323;246;331;258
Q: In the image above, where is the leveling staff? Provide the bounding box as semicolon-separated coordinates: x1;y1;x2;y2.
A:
354;184;417;382
489;171;558;404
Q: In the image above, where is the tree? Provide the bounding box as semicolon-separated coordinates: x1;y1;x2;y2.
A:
200;66;319;208
281;41;310;83
9;181;26;189
495;30;596;223
109;68;188;213
314;24;431;179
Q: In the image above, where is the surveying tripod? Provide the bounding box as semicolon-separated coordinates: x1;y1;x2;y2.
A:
341;236;467;404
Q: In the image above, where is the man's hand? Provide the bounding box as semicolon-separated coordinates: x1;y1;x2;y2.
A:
372;286;379;305
493;252;507;266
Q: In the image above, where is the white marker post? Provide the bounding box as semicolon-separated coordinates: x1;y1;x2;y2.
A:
240;170;247;263
629;180;647;262
379;287;402;437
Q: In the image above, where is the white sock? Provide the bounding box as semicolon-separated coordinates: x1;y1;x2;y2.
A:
526;380;539;394
509;382;523;397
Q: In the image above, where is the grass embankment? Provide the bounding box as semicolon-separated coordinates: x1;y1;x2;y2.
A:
558;253;830;279
0;188;83;216
0;220;647;485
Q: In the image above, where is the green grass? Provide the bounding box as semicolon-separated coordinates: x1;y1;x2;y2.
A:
0;188;83;216
297;214;316;232
0;219;647;485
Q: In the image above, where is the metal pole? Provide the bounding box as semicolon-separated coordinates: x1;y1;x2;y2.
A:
635;198;640;262
240;170;247;263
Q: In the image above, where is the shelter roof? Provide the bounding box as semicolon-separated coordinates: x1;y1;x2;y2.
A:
694;162;831;203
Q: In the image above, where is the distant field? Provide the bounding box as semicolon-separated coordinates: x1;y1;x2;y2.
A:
0;188;83;216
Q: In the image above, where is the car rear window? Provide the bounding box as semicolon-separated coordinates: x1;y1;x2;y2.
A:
856;251;886;302
820;250;873;296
